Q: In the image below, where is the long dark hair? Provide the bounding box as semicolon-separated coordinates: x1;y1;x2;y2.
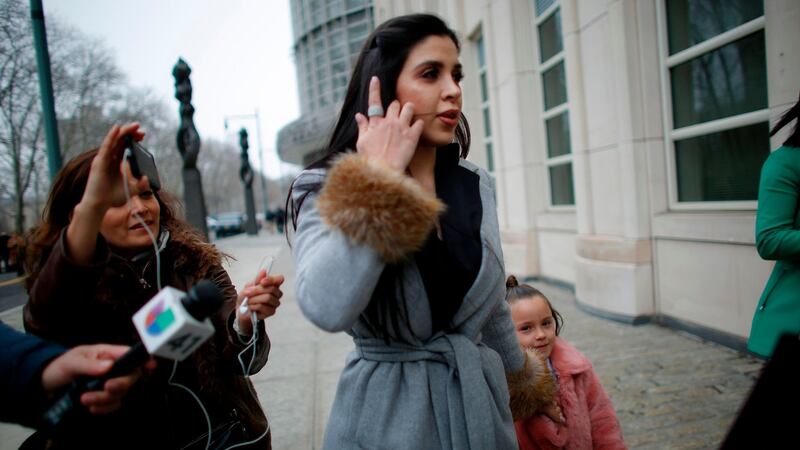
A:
771;91;800;147
286;14;469;342
314;14;469;168
287;14;470;231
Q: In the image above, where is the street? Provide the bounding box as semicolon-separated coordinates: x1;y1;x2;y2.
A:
0;231;762;449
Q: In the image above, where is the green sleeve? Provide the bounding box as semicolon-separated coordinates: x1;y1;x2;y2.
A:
755;147;800;261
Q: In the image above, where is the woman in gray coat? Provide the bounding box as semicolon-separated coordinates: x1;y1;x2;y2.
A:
288;14;556;449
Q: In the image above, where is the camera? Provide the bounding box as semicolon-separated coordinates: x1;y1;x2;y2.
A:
124;135;162;191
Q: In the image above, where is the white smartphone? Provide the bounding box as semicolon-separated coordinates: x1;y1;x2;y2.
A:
239;255;276;315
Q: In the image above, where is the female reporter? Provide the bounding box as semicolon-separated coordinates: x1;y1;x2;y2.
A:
24;123;281;449
287;14;555;449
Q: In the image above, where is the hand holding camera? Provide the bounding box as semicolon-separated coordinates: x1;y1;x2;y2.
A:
83;123;148;211
66;123;158;265
124;135;161;192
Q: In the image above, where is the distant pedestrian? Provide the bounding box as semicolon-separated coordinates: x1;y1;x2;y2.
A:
273;208;285;235
749;92;800;358
8;232;23;275
263;209;276;234
506;275;626;450
0;232;9;273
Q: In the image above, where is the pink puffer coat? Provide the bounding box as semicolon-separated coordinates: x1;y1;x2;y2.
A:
515;338;626;449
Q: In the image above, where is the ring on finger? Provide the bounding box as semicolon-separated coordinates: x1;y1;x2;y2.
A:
367;105;385;117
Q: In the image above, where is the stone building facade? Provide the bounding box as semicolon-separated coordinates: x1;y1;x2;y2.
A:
374;0;799;349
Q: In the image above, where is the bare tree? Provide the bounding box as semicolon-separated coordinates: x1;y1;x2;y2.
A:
0;0;126;232
52;27;123;161
199;138;245;215
0;0;177;233
0;0;273;233
0;0;44;233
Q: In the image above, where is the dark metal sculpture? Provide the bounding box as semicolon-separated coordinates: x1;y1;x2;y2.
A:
172;58;209;240
238;128;258;235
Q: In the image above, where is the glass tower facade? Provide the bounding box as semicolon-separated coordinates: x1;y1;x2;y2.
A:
278;0;374;166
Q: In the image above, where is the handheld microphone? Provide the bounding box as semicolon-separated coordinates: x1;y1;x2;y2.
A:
41;280;224;430
133;280;223;361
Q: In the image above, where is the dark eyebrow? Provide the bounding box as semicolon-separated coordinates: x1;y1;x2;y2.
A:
413;60;463;72
413;60;443;71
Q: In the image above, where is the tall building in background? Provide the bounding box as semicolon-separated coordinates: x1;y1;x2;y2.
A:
277;0;375;166
374;0;799;351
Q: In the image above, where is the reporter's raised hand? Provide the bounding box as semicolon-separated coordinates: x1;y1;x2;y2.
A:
41;344;154;415
82;123;147;212
67;123;146;264
354;76;424;172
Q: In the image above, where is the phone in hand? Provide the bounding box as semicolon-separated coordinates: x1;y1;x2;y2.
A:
124;135;162;191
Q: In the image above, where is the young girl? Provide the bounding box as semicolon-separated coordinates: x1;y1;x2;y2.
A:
288;14;555;450
506;275;626;449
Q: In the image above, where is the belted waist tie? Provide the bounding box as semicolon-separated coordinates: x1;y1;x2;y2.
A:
354;334;499;449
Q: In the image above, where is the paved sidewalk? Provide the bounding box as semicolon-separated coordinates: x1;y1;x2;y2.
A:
218;231;352;450
0;272;26;312
532;282;763;449
0;231;762;449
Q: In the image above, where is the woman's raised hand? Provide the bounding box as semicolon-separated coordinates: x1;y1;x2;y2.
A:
354;76;424;172
67;123;146;264
82;123;147;212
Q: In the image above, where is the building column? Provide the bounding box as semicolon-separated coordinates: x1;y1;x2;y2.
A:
565;0;656;321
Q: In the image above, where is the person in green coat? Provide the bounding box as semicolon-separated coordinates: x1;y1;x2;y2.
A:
749;93;800;358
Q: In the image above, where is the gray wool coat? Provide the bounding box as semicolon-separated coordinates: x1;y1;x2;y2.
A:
292;151;538;450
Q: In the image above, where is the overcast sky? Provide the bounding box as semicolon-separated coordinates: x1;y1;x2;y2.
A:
45;0;300;178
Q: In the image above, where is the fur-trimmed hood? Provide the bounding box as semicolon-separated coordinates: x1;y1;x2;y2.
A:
114;222;225;278
98;222;226;304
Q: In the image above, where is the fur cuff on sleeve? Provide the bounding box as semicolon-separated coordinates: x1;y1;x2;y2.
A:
507;348;557;421
317;153;444;263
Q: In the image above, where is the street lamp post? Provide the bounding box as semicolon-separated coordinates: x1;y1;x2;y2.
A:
29;0;61;180
224;110;268;215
